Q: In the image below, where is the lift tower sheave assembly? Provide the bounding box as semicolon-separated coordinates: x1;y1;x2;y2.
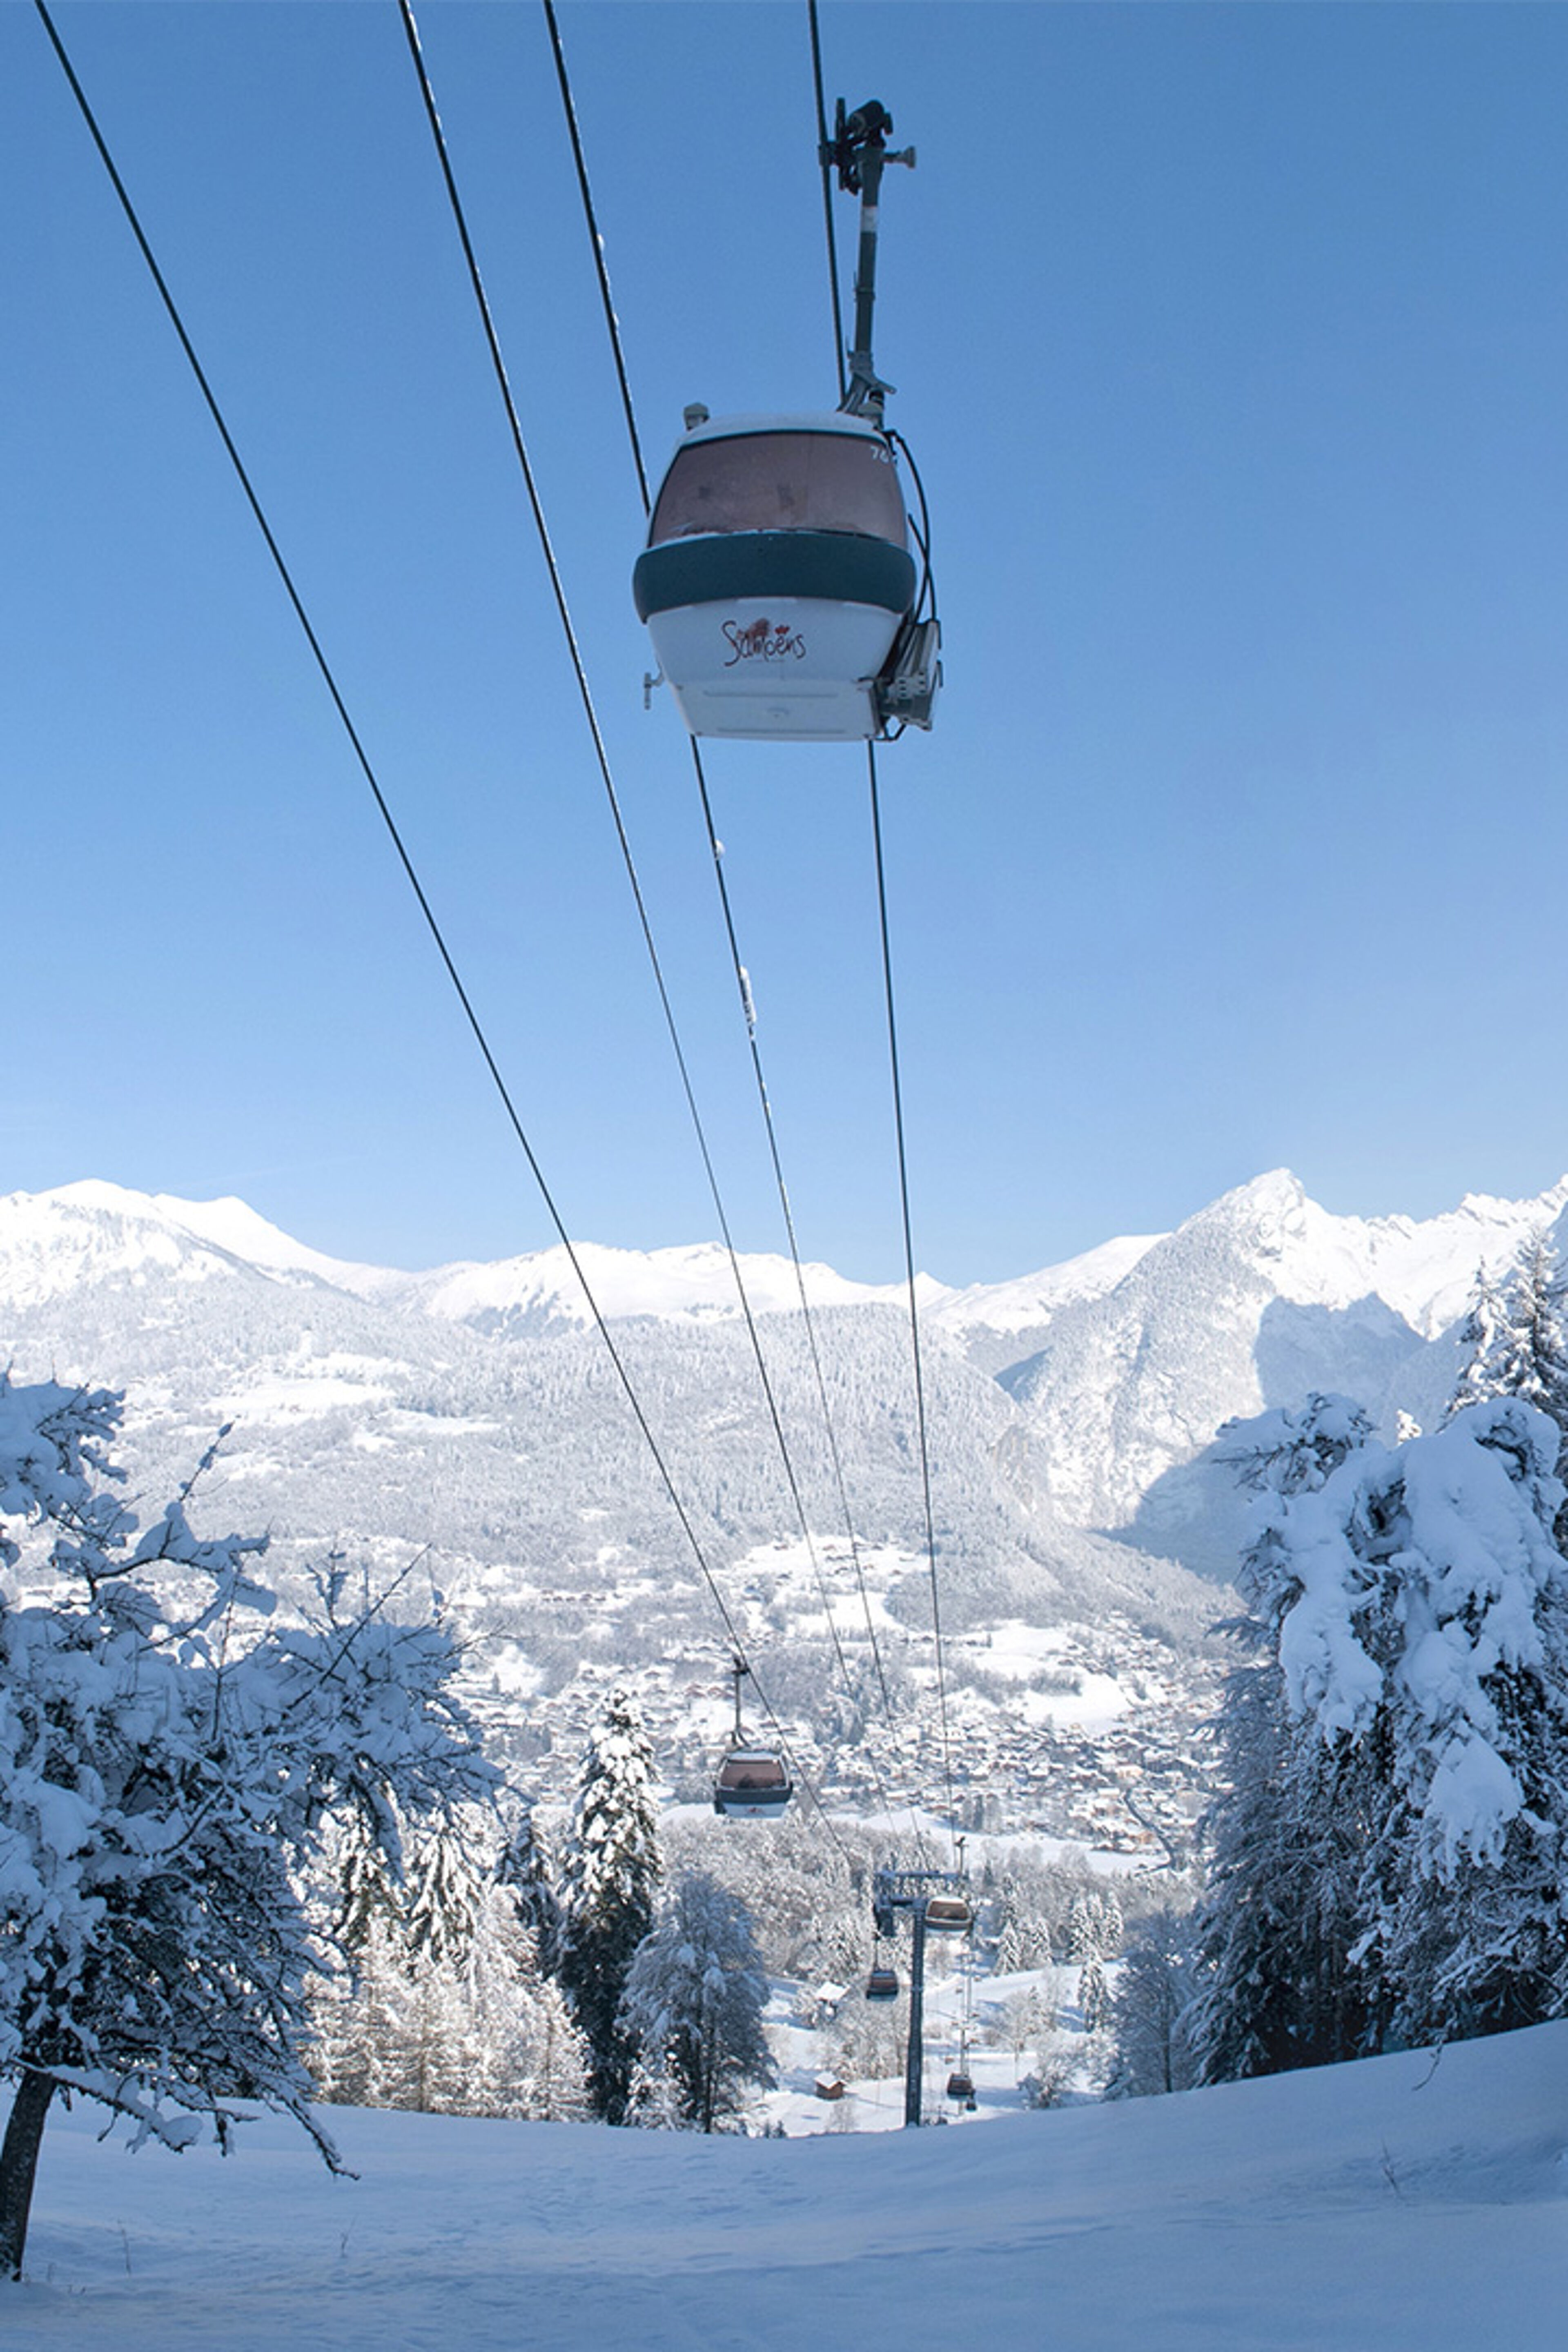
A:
873;1864;973;2127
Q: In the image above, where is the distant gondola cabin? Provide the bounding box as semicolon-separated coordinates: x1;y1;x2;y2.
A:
633;412;920;742
713;1748;793;1819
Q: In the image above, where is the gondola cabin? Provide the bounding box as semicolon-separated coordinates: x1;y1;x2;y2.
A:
946;2069;976;2104
713;1747;793;1819
864;1965;900;2003
923;1894;973;1936
633;411;930;742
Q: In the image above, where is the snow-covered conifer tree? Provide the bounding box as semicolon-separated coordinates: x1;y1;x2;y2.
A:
1448;1239;1568;1444
1195;1391;1568;2079
1107;1907;1198;2098
497;1803;563;1978
1191;1395;1382;2081
1448;1270;1511;1421
310;1813;590;2122
557;1689;662;2123
0;1377;491;2277
1076;1954;1110;2034
1278;1396;1568;2043
617;1870;776;2132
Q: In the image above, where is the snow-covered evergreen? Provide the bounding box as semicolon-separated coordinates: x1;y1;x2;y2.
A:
1447;1237;1568;1436
1109;1906;1198;2098
1194;1390;1568;2081
557;1690;662;2123
311;1809;588;2123
496;1804;564;1978
619;1871;776;2132
1192;1395;1381;2080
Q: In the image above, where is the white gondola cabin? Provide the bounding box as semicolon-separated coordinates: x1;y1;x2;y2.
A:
712;1658;793;1818
633;412;934;742
712;1747;793;1819
923;1894;973;1937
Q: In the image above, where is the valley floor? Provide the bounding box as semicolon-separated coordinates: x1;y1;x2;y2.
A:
7;2022;1566;2350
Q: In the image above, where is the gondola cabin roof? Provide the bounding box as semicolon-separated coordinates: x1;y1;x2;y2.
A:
634;412;919;743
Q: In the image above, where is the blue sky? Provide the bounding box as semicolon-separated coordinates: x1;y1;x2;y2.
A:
7;2;1568;1285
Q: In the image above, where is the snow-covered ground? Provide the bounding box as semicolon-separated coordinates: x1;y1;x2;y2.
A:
9;2023;1565;2349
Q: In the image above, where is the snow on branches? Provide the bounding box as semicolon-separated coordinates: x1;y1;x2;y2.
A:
0;1376;493;2277
1195;1390;1568;2080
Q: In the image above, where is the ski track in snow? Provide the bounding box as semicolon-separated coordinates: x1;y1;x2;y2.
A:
7;2023;1566;2350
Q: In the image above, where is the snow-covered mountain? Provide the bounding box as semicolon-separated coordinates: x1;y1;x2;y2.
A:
5;1168;1565;1572
998;1168;1568;1573
381;1238;949;1341
0;1178;396;1307
3;1168;1563;1829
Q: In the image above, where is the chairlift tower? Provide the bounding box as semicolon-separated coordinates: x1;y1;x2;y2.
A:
873;1856;971;2127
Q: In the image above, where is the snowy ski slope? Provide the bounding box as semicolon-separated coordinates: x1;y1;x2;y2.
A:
8;2021;1565;2350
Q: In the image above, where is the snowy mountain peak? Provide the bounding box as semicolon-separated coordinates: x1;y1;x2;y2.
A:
929;1230;1163;1339
388;1237;954;1337
10;1171;1568;1592
0;1181;388;1308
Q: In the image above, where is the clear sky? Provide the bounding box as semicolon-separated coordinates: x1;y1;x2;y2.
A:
7;1;1568;1286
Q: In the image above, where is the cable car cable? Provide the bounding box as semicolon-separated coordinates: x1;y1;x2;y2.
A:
536;0;919;1813
539;0;650;514
399;0;865;1693
802;0;959;1861
31;0;709;1637
867;737;957;1849
806;0;849;407
395;0;870;1857
688;740;900;1738
30;0;853;1862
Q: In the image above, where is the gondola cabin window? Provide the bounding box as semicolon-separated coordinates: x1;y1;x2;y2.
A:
648;429;908;547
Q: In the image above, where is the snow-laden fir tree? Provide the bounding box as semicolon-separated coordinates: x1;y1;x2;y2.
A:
1107;1907;1198;2099
1448;1237;1568;1438
1066;1889;1121;1963
379;1824;490;2115
1448;1236;1568;1550
1283;1395;1568;2042
1076;1954;1111;2034
0;1376;491;2278
1194;1390;1568;2080
1448;1270;1512;1421
496;1803;563;1978
618;1870;776;2132
1190;1394;1386;2081
310;1813;590;2122
993;1872;1051;1975
557;1689;662;2123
